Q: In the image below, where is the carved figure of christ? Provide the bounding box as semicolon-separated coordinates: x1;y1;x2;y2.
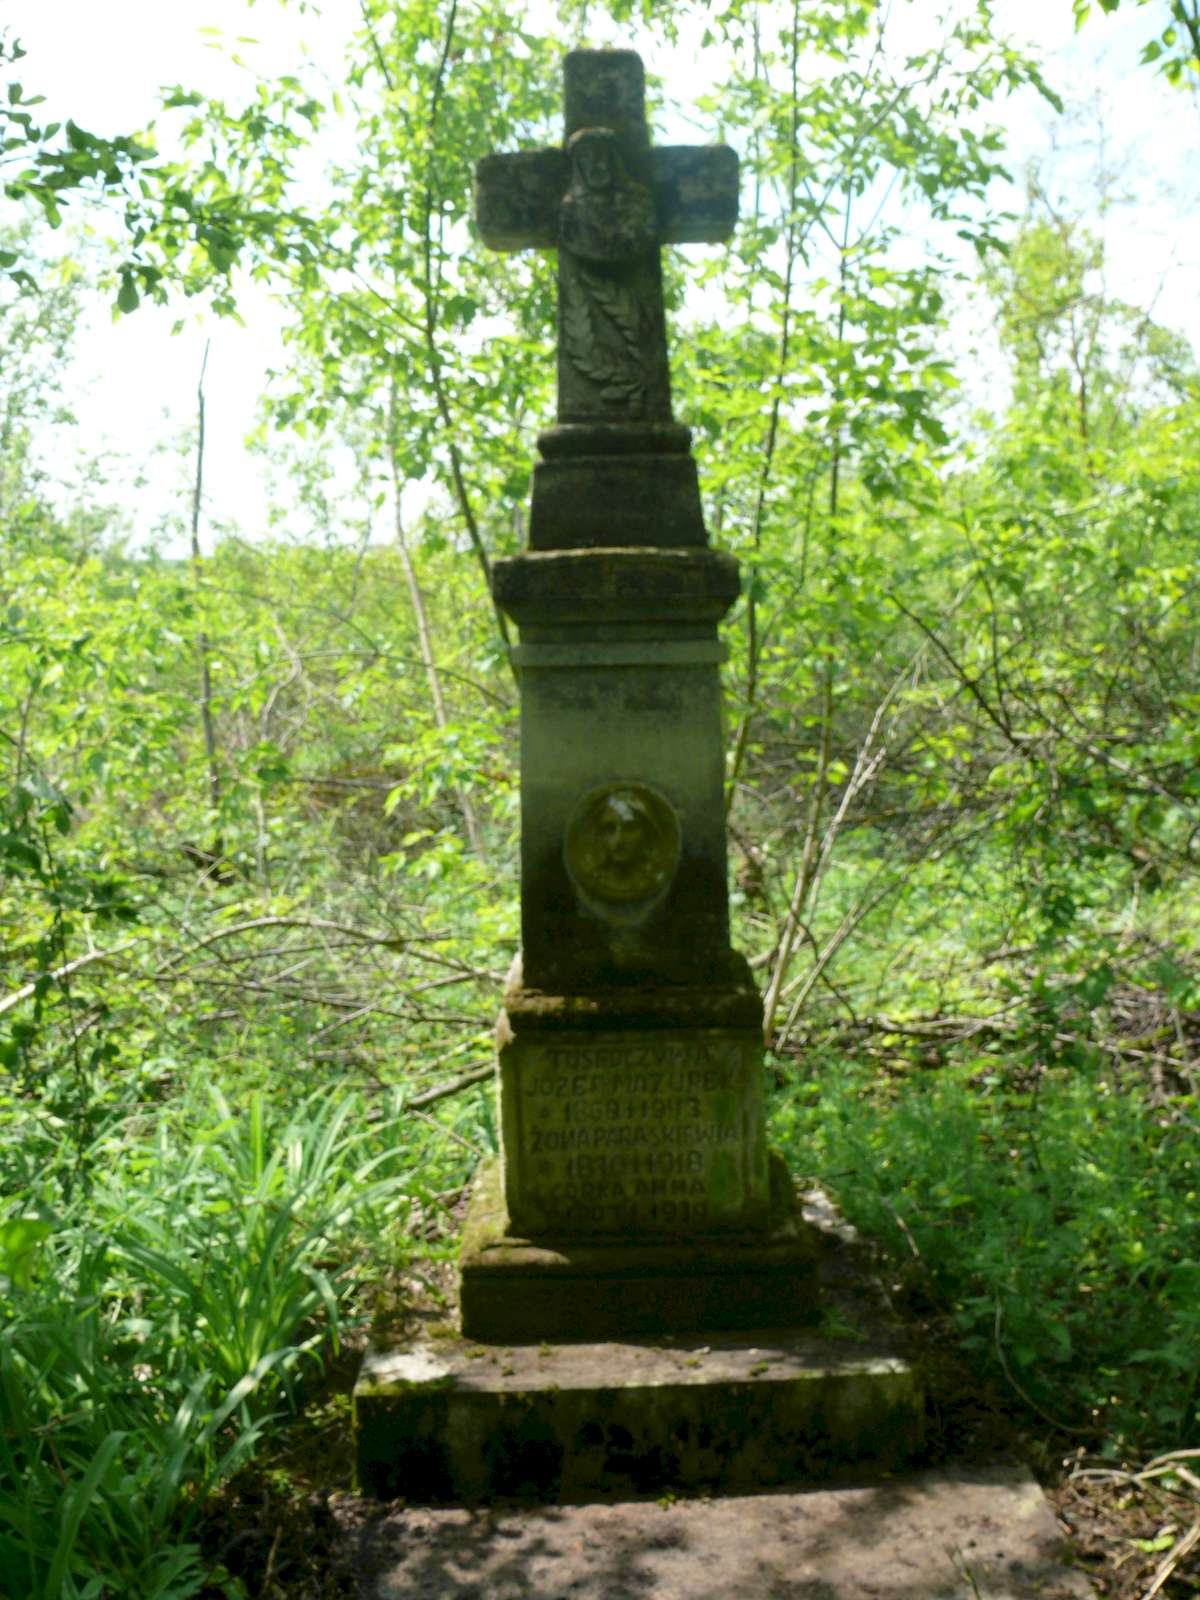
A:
475;49;738;430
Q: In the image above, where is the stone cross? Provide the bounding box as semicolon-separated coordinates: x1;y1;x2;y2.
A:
475;50;737;430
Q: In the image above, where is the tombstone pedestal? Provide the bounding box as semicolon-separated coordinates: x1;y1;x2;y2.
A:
528;424;707;550
496;982;771;1238
492;546;746;1000
477;540;824;1343
460;978;819;1342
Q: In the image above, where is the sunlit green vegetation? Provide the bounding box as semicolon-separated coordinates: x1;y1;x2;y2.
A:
3;0;1199;1592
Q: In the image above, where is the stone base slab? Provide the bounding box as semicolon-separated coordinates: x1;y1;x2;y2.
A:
355;1328;922;1504
342;1464;1093;1598
459;1154;815;1341
355;1187;921;1505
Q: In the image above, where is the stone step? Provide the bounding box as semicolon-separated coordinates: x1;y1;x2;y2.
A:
341;1464;1094;1600
355;1325;923;1503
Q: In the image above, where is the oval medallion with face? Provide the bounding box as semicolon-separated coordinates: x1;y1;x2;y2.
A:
564;782;681;917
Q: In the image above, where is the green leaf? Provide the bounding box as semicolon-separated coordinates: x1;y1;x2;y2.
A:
116;273;139;314
45;1432;126;1599
1132;1533;1177;1554
0;1217;54;1288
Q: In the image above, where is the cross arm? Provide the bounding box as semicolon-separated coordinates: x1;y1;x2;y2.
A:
652;145;739;245
475;147;569;252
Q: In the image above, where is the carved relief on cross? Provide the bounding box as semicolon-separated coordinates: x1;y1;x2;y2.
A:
475;50;738;430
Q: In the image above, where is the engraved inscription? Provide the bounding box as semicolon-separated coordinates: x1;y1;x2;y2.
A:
507;1033;762;1235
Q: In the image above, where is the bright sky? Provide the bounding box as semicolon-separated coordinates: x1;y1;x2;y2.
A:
4;0;1198;553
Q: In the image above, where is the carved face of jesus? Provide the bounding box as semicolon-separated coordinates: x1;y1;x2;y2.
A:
572;129;616;192
558;129;657;267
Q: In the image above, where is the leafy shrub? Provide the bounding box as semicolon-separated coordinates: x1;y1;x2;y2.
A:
772;1058;1200;1448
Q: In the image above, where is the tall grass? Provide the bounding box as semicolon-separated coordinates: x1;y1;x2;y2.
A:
0;1084;452;1599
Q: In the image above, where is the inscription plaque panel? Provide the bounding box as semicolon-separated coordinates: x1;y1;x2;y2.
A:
498;1027;769;1238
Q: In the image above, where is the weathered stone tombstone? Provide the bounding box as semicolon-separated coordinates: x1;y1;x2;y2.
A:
462;46;814;1338
355;47;923;1504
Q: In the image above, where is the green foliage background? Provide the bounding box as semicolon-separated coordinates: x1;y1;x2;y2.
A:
2;0;1200;1593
